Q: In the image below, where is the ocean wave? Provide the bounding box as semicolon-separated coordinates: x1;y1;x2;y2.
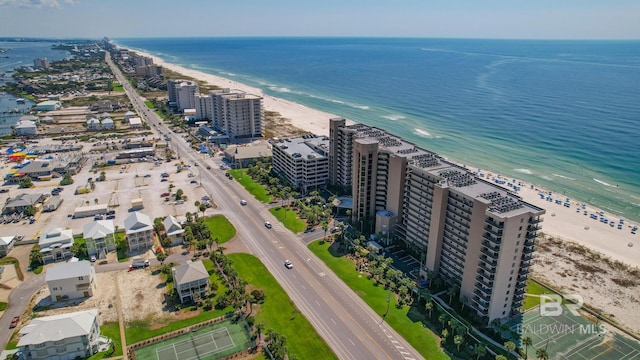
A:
269;86;291;93
552;173;575;180
331;99;345;104
414;128;431;137
514;168;533;174
593;178;616;187
353;105;369;110
541;175;554;181
382;114;406;121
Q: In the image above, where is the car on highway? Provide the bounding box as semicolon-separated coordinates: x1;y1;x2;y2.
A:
240;199;247;206
190;180;198;184
206;165;211;170
284;260;293;269
265;221;272;229
161;192;170;197
9;316;19;328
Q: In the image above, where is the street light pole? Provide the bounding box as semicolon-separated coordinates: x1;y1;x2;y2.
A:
380;290;391;324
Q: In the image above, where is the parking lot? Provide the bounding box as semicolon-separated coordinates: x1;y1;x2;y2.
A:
1;155;214;241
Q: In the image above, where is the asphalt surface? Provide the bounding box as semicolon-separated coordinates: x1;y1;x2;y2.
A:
0;53;424;360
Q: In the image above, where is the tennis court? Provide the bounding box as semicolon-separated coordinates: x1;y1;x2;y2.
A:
134;320;252;360
513;304;640;360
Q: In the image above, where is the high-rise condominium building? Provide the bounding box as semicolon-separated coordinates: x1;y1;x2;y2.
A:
194;89;263;140
329;117;544;322
271;135;330;192
167;79;198;110
33;57;49;69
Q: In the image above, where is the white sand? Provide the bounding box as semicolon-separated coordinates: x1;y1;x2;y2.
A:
131;48;640;268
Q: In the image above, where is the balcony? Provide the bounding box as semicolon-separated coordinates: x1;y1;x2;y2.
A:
521;254;534;262
524;239;536;247
480;247;499;260
474;289;491;302
475;276;494;289
480;255;498;267
526;233;538;240
484;225;503;237
482;232;501;245
485;218;504;228
517;274;528;283
529;217;543;224
514;287;526;296
527;224;541;232
519;267;531;276
482;240;500;252
523;246;535;254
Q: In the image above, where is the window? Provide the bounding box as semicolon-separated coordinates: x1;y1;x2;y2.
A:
78;276;84;280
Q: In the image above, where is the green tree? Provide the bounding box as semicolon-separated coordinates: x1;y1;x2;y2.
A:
441;328;449;342
504;341;516;354
156;251;167;264
474;344;487;360
454;335;464;352
255;322;264;341
59;173;74;186
29;244;43;267
447;286;458;303
495;356;507;360
71;241;87;258
19;176;33;188
522;336;533;359
99;171;106;181
425;300;434;318
175;188;184;201
536;348;549;360
321;220;329;240
23;205;36;217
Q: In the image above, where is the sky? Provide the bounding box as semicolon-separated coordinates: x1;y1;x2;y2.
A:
0;0;639;40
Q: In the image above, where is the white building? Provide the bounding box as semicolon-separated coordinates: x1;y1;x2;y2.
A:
195;89;263;139
163;215;184;246
124;211;154;251
45;261;97;302
174;81;198;111
33;57;49;69
15;120;37;136
101;117;114;129
87;118;101;130
83;220;116;259
18;309;101;360
123;111;137;120
172;260;210;304
0;236;16;257
39;228;74;263
271;135;330;192
35;100;61;111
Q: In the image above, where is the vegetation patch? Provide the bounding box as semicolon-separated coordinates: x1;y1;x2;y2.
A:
269;207;306;233
203;215;236;245
228;169;272;202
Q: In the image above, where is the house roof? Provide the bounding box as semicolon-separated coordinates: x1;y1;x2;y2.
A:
101;118;114;124
0;236;15;246
5;193;44;208
83;220;115;239
87;118;100;124
173;260;208;285
15;120;36;129
39;228;74;249
45;260;92;282
18;309;98;347
128;117;142;125
163;215;184;236
124;211;153;234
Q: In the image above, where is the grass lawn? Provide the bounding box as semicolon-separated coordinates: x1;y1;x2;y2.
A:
524;278;564;311
269;207;306;233
229;253;337;360
144;100;154;109
88;322;122;359
203;215;236;245
228;169;272;202
308;240;449;360
111;82;124;92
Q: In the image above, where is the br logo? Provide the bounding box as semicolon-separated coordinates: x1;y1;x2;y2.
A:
539;294;583;317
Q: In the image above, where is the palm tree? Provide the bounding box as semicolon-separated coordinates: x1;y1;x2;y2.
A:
425;300;434;318
536;348;549;360
255;322;264;342
504;341;516;354
495;355;507;360
447;286;457;303
454;335;464;352
522;336;533;359
441;328;449;342
474;344;487;360
321;220;329;240
438;314;449;329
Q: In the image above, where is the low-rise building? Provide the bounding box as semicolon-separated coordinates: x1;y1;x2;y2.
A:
87;118;101;131
39;228;74;263
124;211;154;251
128;117;142;128
2;193;46;214
172;260;210;304
35;100;62;111
223;143;272;168
163;215;184;245
73;204;108;219
101;117;114;129
45;261;97;301
0;236;16;257
83;220;116;259
18;309;101;360
123;111;136;120
15;120;37;135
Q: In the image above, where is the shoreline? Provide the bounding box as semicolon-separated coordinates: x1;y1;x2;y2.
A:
123;46;640;268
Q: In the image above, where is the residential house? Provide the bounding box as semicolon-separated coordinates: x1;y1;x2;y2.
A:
101;117;114;129
83;220;116;259
124;211;154;251
15;120;37;136
45;260;97;302
39;228;74;263
2;193;46;214
18;309;101;360
0;236;16;257
123;111;137;120
98;112;111;120
128;117;142;128
172;260;210;304
86;118;101;131
35;100;61;111
163;215;184;246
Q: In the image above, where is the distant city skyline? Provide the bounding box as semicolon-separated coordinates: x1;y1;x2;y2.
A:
0;0;639;40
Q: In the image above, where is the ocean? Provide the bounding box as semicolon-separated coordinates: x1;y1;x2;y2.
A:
108;38;640;222
0;40;70;134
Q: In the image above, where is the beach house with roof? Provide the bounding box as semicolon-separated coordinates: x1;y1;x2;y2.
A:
124;211;154;251
101;117;114;129
18;309;101;359
45;260;97;301
172;260;210;304
2;193;46;214
39;228;74;263
83;220;116;259
87;117;101;131
128;117;142;128
123;110;136;120
15;120;37;136
35;100;61;111
163;215;184;245
0;236;16;257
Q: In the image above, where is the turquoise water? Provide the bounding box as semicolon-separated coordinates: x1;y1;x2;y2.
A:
118;38;640;222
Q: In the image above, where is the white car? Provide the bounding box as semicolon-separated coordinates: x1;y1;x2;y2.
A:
284;260;293;269
240;200;247;206
265;221;272;229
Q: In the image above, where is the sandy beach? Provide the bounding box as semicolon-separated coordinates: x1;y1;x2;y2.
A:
130;48;640;270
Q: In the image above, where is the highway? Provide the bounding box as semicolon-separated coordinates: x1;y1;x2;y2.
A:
106;52;423;360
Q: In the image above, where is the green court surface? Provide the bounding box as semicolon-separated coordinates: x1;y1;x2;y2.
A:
134;321;252;360
512;305;640;360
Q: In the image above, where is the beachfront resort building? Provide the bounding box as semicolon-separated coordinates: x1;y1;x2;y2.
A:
167;79;198;111
328;117;545;323
18;309;102;360
193;88;264;140
33;57;49;69
271;135;330;192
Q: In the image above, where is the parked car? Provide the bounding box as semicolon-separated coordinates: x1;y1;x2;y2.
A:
10;316;19;328
90;255;96;262
190;180;198;184
161;192;170;197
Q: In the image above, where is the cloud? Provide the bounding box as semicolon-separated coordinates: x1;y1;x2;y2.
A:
0;0;77;8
